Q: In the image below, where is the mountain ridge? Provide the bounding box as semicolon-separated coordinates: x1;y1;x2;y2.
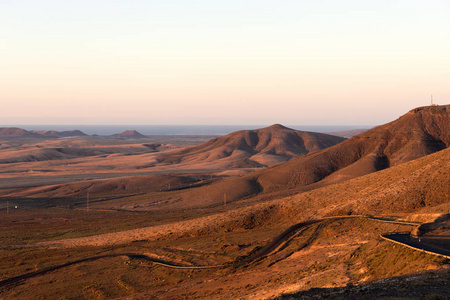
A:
252;104;450;191
144;105;450;209
0;127;88;138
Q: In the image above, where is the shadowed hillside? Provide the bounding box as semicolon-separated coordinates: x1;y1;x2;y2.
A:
250;105;450;193
3;105;448;208
140;105;449;209
280;146;450;218
0;125;344;199
154;124;345;168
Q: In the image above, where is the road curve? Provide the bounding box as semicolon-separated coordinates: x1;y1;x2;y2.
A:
239;215;376;265
0;215;423;288
381;233;450;259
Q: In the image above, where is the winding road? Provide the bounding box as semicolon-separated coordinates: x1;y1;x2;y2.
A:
1;215;443;289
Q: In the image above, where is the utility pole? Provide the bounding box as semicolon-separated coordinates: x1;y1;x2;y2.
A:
86;192;90;212
223;193;227;246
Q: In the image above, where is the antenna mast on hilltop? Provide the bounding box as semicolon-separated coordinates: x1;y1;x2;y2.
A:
430;94;438;106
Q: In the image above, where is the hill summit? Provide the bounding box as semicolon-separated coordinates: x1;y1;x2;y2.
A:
155;124;345;168
0;127;41;138
113;130;147;139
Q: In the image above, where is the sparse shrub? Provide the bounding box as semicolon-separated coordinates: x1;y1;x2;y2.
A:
425;294;446;300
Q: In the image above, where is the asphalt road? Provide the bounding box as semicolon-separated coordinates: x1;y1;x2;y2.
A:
0;215;442;289
381;233;450;258
0;217;353;288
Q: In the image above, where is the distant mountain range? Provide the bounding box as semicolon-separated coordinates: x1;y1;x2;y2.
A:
0;127;88;138
31;129;87;138
0;126;369;139
0;124;347;197
0;127;149;139
2;105;448;207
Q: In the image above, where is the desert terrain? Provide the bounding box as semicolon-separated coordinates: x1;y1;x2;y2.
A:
1;105;449;299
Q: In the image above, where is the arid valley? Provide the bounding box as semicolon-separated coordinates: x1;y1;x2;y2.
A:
0;105;449;299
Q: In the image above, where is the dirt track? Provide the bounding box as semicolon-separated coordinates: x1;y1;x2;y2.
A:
0;252;223;288
0;215;389;288
3;215;439;290
0;217;340;288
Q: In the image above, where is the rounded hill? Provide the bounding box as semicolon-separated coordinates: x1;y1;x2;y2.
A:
113;130;147;139
0;127;41;138
155;124;345;168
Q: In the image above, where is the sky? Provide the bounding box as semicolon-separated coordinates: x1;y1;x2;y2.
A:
1;0;449;126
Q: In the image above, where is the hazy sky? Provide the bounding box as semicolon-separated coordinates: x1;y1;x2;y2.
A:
1;0;449;125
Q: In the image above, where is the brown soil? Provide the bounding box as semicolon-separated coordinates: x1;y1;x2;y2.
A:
0;105;449;299
1;217;445;299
